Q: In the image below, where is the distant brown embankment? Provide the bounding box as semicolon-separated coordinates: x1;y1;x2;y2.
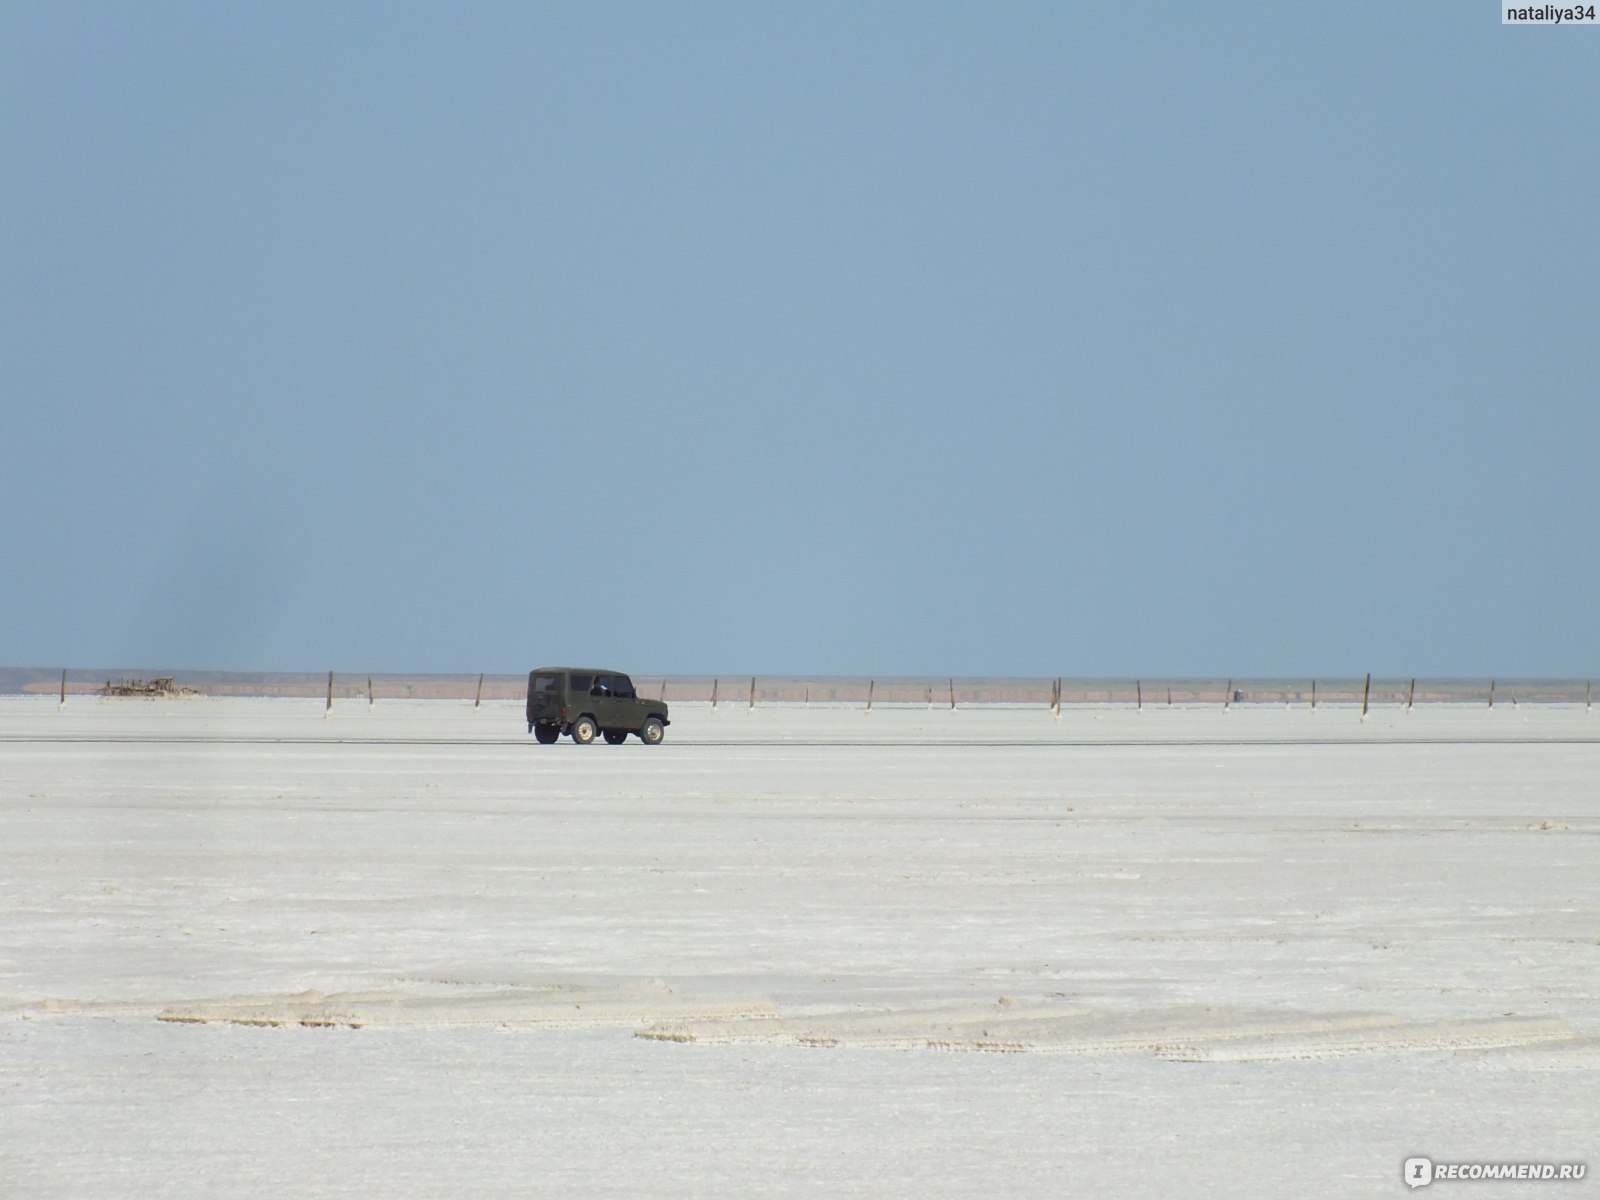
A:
2;667;1592;709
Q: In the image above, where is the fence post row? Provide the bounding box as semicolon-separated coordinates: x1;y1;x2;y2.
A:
49;673;1598;709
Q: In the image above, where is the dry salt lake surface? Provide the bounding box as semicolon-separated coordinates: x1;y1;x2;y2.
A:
2;695;1597;1197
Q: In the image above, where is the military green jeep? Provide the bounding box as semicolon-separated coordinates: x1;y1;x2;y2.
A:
525;667;670;746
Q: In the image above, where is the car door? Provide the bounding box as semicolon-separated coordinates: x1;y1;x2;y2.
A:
607;674;640;728
589;674;624;729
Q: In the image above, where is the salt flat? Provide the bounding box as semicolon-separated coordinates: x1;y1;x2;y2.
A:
2;696;1596;1197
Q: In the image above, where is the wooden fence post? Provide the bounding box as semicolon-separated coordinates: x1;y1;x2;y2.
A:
1311;679;1317;710
1224;680;1232;710
866;680;875;712
1406;678;1415;711
326;671;334;713
60;668;67;707
711;678;718;709
1361;672;1371;719
749;676;756;710
949;679;956;710
1135;679;1142;710
1488;679;1495;709
368;676;374;707
474;673;484;709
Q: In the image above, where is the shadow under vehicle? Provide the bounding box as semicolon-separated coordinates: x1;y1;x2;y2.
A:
526;668;670;745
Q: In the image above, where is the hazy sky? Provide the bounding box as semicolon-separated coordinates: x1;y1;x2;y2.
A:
3;2;1596;678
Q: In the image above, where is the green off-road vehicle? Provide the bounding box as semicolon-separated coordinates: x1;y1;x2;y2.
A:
526;668;670;746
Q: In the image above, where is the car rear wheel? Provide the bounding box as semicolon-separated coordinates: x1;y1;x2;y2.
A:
603;730;628;745
639;716;664;746
571;716;597;745
534;723;559;744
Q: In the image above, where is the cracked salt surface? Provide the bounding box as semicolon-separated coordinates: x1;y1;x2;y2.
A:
2;697;1596;1196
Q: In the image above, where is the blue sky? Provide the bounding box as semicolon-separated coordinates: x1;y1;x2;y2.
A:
3;2;1596;677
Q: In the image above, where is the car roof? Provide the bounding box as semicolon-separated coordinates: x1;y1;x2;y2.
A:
531;667;629;676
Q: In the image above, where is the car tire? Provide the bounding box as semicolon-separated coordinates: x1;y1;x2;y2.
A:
571;716;597;745
639;716;664;746
534;723;559;744
603;730;628;745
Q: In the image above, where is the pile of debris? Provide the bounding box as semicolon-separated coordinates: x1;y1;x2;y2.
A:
101;677;202;698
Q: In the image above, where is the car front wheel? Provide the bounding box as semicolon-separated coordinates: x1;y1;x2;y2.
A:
571;716;598;745
639;716;664;746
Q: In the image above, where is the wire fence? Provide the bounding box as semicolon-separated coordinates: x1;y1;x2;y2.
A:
6;668;1594;711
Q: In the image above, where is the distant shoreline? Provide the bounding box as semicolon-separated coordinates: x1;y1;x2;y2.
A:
1;667;1591;707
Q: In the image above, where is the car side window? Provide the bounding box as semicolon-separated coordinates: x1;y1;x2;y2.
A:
570;673;593;693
